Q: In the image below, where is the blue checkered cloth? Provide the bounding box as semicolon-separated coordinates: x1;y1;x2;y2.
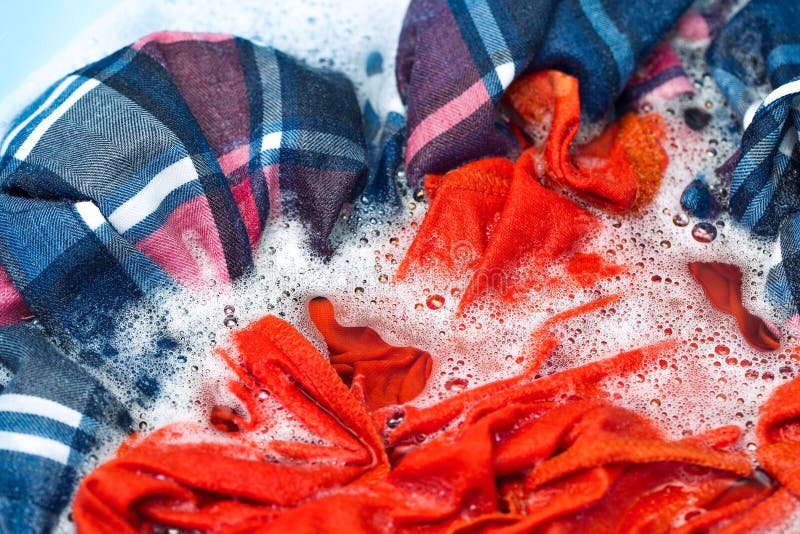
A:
360;51;406;210
0;32;373;350
709;0;800;316
0;322;130;534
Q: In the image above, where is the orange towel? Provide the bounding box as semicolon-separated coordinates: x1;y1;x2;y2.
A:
396;149;621;313
73;296;798;533
505;69;667;212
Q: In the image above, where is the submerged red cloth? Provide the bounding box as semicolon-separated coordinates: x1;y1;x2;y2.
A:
396;153;609;312
688;261;781;352
395;153;622;313
308;297;432;411
72;294;798;533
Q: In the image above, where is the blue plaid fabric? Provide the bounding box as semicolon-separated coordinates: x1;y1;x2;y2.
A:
0;322;130;534
0;32;370;348
397;0;692;186
709;0;800;316
360;52;406;210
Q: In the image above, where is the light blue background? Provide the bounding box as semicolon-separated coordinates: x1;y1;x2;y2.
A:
0;1;119;101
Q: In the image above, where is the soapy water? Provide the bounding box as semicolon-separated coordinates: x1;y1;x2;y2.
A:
0;0;786;531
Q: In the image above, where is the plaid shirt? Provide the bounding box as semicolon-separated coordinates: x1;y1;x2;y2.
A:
0;32;369;347
0;323;130;533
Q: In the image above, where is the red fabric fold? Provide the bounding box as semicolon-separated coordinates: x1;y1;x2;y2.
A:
73;315;389;532
397;70;658;313
73;296;795;533
505;69;668;212
395;148;622;313
395;159;512;285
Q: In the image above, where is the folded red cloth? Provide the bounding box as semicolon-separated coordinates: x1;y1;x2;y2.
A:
505;70;668;212
396;70;667;313
396;149;622;313
73;295;798;533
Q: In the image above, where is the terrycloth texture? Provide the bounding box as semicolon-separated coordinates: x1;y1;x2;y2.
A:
308;296;432;411
0;323;130;534
0;31;369;342
394;153;616;314
397;0;691;186
708;1;800;317
73;296;795;533
756;375;800;522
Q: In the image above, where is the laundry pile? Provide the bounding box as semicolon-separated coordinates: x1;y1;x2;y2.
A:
0;0;799;532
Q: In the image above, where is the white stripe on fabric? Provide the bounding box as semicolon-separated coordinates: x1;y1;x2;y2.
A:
0;394;83;428
745;81;800;129
0;430;71;464
108;156;198;234
743;100;761;130
0;76;77;155
75;201;106;231
465;0;513;67
261;131;283;151
763;79;800;107
14;78;101;161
